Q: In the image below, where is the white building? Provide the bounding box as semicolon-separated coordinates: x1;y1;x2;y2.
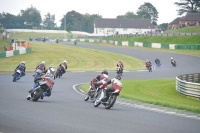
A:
94;18;156;36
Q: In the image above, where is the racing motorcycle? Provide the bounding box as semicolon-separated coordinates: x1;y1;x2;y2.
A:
55;67;63;78
74;40;77;45
55;64;66;78
94;85;121;109
171;60;176;67
155;61;161;67
27;74;54;101
116;67;123;76
12;69;22;82
84;84;102;103
147;65;152;72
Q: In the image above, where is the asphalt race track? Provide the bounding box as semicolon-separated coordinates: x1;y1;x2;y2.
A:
0;42;200;133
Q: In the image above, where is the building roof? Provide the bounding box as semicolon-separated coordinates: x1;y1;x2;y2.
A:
169;17;182;24
180;13;200;21
94;18;155;29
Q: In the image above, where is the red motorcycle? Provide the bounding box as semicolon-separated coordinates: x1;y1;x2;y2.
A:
94;84;122;109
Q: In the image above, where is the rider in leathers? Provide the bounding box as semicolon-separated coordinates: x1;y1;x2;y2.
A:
100;74;122;101
59;61;67;76
12;61;26;77
88;69;110;94
117;60;124;74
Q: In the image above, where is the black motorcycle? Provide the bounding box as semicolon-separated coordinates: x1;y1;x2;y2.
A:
74;40;77;45
171;60;176;67
27;75;54;101
155;61;161;67
116;67;123;76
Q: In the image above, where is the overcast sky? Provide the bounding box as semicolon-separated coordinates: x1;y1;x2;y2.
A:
0;0;181;26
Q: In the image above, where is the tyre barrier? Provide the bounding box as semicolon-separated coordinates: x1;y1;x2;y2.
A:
176;73;200;98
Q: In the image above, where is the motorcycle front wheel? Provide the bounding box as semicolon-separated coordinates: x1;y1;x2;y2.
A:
84;94;89;101
32;89;44;101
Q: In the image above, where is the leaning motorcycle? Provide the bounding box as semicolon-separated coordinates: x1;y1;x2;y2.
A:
84;84;102;103
55;66;63;78
94;86;121;109
13;69;21;82
27;75;54;101
55;64;66;78
116;67;123;76
171;60;176;67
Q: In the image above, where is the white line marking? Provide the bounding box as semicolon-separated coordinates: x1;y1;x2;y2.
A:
73;83;200;120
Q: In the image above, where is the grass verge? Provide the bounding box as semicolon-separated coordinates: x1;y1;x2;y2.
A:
0;42;145;73
79;78;200;114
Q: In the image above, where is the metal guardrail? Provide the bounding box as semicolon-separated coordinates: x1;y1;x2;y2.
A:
84;32;200;38
176;73;200;98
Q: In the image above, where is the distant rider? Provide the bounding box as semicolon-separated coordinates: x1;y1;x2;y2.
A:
117;60;124;74
45;64;55;79
155;58;160;65
59;60;67;76
145;59;152;69
12;61;26;77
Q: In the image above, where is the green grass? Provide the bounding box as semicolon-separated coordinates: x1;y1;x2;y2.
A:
105;35;200;44
0;42;145;73
80;79;200;113
9;32;70;40
164;25;200;33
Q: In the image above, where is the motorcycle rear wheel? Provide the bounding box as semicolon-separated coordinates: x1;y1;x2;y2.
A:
105;95;117;109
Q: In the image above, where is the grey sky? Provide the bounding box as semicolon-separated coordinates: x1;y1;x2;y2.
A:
0;0;181;26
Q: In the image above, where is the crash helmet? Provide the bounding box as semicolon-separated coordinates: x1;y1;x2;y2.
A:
63;60;67;64
102;69;108;75
21;61;26;64
41;61;45;64
171;57;173;60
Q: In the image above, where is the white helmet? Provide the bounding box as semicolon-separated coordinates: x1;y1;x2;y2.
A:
171;57;173;60
41;61;45;64
63;60;67;64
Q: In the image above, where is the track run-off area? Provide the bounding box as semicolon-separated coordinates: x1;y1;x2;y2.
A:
0;41;200;133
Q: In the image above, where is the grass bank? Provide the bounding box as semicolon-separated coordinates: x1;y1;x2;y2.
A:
0;42;145;73
80;78;200;113
105;35;200;44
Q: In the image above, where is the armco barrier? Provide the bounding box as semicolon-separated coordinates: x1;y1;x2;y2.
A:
0;47;32;58
61;38;200;50
176;73;200;98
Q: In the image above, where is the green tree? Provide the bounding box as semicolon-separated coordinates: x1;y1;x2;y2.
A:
117;12;138;19
175;0;200;15
42;12;56;30
61;10;101;33
19;5;42;29
158;23;168;31
0;12;20;29
136;2;159;26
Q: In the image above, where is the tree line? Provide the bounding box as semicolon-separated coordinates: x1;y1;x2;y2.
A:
0;0;199;33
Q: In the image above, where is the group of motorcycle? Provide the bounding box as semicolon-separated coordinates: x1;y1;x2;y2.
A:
84;70;122;110
146;57;177;72
84;81;121;110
